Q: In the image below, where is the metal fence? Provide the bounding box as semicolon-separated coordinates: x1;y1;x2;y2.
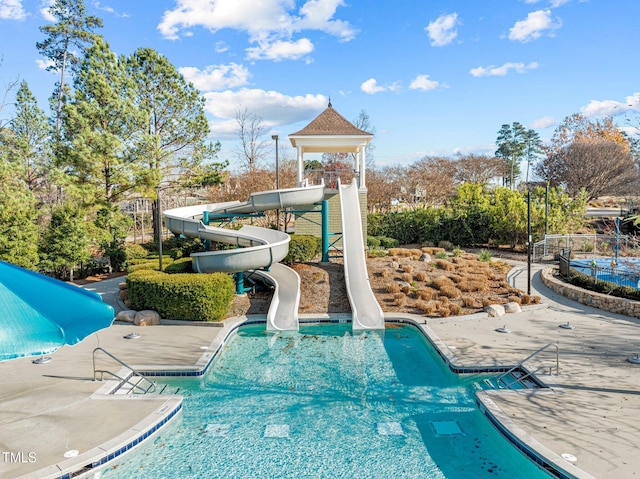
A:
532;234;631;262
558;248;571;277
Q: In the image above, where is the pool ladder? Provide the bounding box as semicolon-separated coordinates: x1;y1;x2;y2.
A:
496;343;559;389
93;347;156;395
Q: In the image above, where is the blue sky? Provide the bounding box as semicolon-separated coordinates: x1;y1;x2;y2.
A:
1;0;639;169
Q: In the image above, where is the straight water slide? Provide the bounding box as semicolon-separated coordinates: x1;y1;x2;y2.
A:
163;185;324;331
338;179;385;330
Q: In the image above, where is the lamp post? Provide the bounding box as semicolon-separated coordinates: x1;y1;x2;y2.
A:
272;135;280;231
156;186;163;272
527;190;532;295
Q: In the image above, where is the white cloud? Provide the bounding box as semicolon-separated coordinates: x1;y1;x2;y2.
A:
0;0;26;20
530;116;556;129
246;37;314;61
361;78;385;94
425;12;459;47
409;74;442;91
508;9;561;42
360;78;400;95
35;58;55;70
581;92;640;118
179;63;250;91
157;0;355;62
470;61;539;77
215;41;228;53
39;0;55;22
203;88;327;132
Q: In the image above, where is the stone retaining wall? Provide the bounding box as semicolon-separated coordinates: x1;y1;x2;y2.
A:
541;267;640;319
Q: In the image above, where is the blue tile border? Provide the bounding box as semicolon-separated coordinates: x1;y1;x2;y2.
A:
52;402;182;479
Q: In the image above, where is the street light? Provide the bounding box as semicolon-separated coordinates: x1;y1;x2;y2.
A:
272;135;280;231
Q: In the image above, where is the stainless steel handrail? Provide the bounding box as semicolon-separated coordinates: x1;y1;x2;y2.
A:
93;347;156;394
496;343;559;389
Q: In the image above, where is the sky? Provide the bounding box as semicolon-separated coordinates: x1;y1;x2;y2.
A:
1;0;640;170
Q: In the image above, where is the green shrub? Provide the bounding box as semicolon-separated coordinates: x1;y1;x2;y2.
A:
378;236;399;249
284;235;321;263
477;249;493;262
126;270;235;321
452;246;463;257
164;257;193;274
125;244;148;262
568;268;640;301
434;251;448;259
126;257;174;273
367;236;381;249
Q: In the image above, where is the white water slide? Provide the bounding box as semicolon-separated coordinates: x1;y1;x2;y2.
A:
163;185;324;331
339;179;385;330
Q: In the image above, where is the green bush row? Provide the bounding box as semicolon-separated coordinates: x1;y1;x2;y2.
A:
568;268;640;301
284;234;321;263
126;269;235;321
366;235;399;249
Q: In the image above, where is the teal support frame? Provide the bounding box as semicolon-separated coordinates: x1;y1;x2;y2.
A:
321;199;329;262
202;210;210;251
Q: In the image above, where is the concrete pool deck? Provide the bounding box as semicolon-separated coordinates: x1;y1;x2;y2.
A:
1;266;639;478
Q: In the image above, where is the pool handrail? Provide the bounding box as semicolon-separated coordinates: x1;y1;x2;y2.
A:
93;347;156;394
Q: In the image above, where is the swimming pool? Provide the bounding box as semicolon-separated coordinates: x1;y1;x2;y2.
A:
572;257;640;289
101;323;552;478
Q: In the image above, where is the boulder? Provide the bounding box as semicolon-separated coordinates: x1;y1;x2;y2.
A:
504;302;522;314
484;304;505;317
419;253;432;263
134;309;161;326
115;310;136;323
118;282;127;290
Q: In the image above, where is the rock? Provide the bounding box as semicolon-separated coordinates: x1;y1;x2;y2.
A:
391;261;400;270
115;310;136;323
485;304;505;317
118;289;129;301
504;302;522;314
419;253;431;263
398;281;411;289
118;282;127;290
134;309;161;326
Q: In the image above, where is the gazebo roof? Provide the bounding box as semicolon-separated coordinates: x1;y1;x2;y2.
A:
289;101;373;153
290;102;371;136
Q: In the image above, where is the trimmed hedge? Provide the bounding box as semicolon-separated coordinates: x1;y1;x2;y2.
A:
284;234;321;263
126;269;234;321
164;257;193;274
568;268;640;301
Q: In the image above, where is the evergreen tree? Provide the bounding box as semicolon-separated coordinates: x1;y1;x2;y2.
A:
127;47;225;240
60;37;145;207
0;158;39;269
40;203;91;281
495;122;526;189
3;81;52;199
36;0;103;136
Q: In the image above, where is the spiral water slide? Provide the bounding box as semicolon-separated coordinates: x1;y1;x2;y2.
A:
338;179;385;330
163;184;325;331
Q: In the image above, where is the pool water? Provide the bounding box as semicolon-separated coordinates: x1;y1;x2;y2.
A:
102;323;552;478
572;258;640;289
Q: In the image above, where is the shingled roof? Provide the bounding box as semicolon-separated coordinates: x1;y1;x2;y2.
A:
290;102;371;136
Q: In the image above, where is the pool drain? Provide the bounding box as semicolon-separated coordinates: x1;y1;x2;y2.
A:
495;326;511;333
64;450;79;458
561;453;577;462
124;332;141;339
559;322;574;330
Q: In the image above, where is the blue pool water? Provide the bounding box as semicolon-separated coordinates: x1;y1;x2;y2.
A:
572;257;640;289
102;324;552;478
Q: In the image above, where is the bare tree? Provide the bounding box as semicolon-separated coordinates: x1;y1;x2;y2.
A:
235;108;268;171
454;154;507;184
536;113;639;199
540;139;639;200
408;156;457;205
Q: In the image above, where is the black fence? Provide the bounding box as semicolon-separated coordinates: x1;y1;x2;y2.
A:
558;248;571;278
